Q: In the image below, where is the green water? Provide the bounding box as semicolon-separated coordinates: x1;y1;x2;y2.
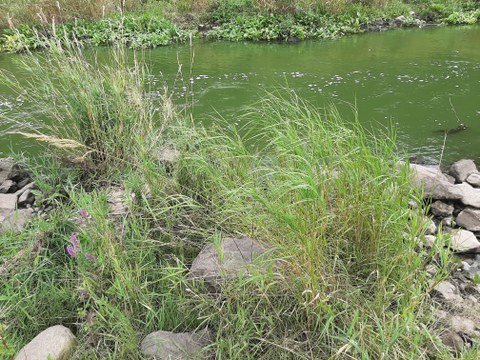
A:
1;25;479;163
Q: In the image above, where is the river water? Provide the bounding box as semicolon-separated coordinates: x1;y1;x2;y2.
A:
0;25;479;163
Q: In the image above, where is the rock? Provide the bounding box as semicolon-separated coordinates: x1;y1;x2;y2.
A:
461;261;471;272
157;147;180;164
457;183;480;208
140;329;211;360
450;230;480;253
190;237;269;291
0;179;15;193
17;189;35;207
432;281;463;303
426;219;437;235
423;235;436;248
430;201;454;218
456;208;480;232
467;173;480;188
0;208;34;234
0;158;17;184
408;163;463;201
16;177;32;190
426;264;438;277
0;193;17;221
441;217;453;228
451;315;480;338
15;325;76;360
108;188;134;216
440;330;464;350
449;159;478;183
445;174;456;184
394;15;406;24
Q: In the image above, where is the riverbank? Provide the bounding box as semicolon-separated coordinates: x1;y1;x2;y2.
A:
1;40;480;359
0;0;479;52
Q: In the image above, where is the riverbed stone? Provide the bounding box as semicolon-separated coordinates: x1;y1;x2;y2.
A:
430;201;454;218
190;237;268;291
457;183;480;208
449;159;478;183
140;329;211;360
14;325;76;360
456;208;480;232
450;230;480;253
408;163;463;201
467;173;480;188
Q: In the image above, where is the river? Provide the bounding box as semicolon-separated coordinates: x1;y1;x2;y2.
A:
0;24;479;163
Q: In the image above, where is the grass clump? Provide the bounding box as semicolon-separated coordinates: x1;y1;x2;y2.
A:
1;42;475;358
1;40;173;172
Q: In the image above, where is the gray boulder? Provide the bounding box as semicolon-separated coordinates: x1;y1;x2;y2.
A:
190;237;269;291
430;201;454;218
408;163;463;201
450;229;480;253
140;329;211;360
449;159;478;183
456;208;480;232
15;325;76;360
466;173;480;188
432;281;463;303
457;183;480;208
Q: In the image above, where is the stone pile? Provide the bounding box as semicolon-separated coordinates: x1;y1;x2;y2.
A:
407;159;480;350
0;158;36;234
408;159;480;253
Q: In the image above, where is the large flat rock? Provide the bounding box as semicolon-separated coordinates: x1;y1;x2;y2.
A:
190;237;268;291
15;325;76;360
408;163;463;201
449;159;478;183
140;329;211;360
0;193;17;218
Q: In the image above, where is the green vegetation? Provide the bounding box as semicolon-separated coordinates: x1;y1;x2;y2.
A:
1;41;476;358
0;0;478;52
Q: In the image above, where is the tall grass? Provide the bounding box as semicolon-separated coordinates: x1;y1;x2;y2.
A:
174;92;438;358
0;0;141;28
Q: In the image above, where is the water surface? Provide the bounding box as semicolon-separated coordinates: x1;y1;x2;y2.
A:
1;25;479;163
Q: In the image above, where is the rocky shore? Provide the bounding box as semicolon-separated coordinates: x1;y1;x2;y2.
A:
5;157;480;358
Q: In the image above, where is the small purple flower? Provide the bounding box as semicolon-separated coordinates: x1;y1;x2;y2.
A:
79;208;88;218
85;253;97;262
67;244;78;257
70;232;81;251
78;208;93;225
